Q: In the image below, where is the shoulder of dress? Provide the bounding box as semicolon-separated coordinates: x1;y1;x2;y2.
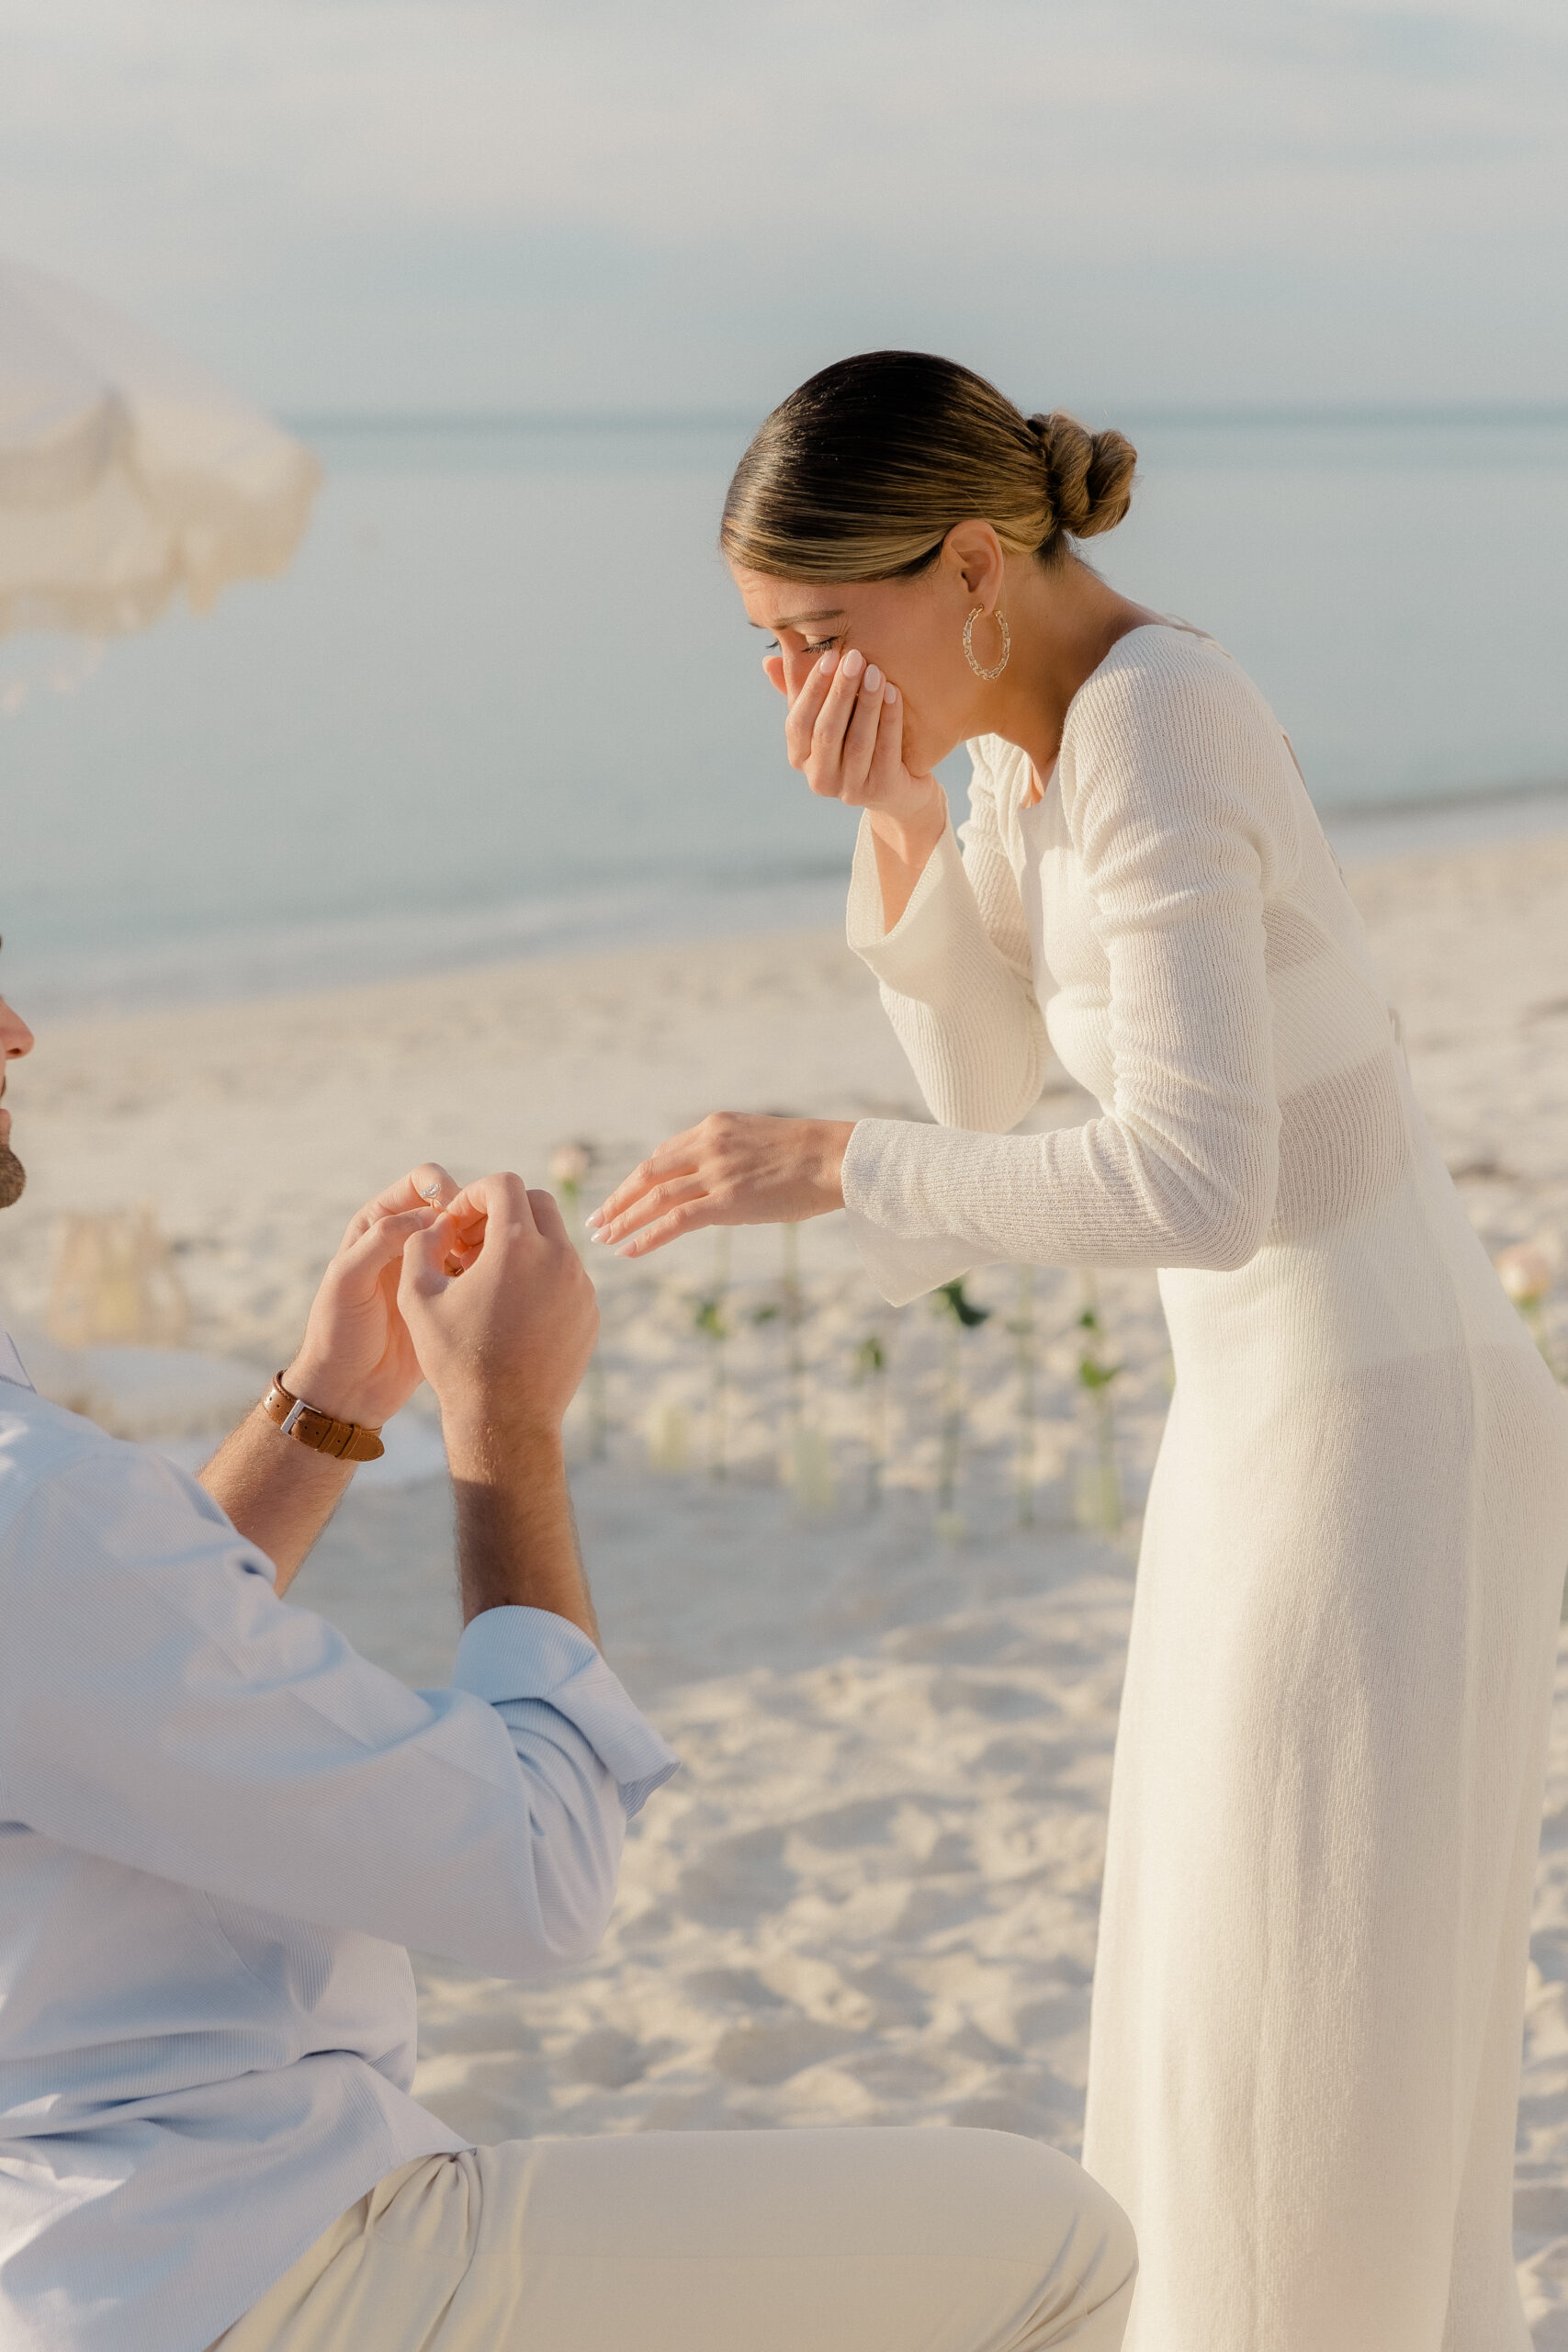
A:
1065;624;1279;755
1056;626;1303;886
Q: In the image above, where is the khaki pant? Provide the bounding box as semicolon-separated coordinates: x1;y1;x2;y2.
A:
216;2128;1135;2352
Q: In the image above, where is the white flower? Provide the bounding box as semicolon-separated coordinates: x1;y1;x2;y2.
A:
1495;1242;1553;1308
548;1142;592;1188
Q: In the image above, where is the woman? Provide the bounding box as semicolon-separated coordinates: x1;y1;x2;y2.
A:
592;351;1568;2351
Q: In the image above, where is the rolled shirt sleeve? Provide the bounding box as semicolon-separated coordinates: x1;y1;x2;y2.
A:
0;1439;680;1981
453;1605;681;1819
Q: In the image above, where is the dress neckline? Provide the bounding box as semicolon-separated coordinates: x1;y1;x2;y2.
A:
1013;618;1219;809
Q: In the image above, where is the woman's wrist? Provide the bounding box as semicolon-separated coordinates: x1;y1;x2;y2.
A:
866;782;946;868
866;786;947;934
809;1119;854;1211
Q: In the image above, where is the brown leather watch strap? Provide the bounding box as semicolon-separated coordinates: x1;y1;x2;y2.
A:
262;1374;385;1462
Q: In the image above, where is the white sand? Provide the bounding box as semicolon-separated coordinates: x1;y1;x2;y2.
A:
4;826;1568;2338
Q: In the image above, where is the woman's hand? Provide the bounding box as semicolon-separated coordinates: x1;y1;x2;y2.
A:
282;1161;461;1426
769;647;945;843
767;646;949;927
588;1114;854;1259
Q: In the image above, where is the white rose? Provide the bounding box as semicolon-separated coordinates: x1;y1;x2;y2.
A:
1495;1242;1553;1308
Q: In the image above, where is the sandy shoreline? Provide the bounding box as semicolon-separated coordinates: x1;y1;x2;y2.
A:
4;822;1568;2337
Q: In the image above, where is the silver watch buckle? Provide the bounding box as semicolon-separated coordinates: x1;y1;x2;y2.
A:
278;1396;310;1436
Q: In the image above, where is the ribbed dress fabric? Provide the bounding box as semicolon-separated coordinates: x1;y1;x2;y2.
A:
840;624;1568;2352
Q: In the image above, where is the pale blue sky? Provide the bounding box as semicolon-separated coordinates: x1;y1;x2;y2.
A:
4;0;1564;413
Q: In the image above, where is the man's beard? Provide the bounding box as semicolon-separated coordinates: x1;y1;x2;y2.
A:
0;1145;25;1208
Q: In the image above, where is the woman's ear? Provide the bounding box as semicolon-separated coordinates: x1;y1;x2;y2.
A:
761;653;787;695
942;520;1007;607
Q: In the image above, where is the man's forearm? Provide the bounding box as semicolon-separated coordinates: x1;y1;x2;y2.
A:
199;1408;355;1598
446;1421;598;1644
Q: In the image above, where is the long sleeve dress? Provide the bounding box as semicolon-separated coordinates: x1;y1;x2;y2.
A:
839;622;1568;2352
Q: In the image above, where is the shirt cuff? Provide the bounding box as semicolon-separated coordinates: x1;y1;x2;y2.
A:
845;808;968;992
453;1606;681;1818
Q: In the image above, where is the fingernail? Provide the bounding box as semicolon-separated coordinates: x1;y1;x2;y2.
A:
615;1241;637;1258
842;649;864;679
818;650;838;676
584;1209;603;1229
863;664;883;695
884;684;898;705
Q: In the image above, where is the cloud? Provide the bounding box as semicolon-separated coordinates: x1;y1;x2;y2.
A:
2;0;1562;405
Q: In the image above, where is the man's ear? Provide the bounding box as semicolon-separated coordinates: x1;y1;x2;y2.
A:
762;653;787;695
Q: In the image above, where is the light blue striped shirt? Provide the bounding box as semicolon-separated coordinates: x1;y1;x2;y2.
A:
0;1335;679;2352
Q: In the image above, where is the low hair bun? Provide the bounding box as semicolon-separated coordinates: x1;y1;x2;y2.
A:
1028;411;1137;543
720;353;1134;583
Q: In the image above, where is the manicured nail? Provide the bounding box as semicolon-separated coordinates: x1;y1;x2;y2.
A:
615;1240;637;1258
884;684;898;705
584;1208;603;1228
863;664;883;695
818;650;838;676
842;648;864;679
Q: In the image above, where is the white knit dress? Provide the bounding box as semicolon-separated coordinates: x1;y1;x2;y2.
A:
840;624;1568;2352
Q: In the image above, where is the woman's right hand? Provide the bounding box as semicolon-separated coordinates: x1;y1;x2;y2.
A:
767;646;945;842
765;645;949;928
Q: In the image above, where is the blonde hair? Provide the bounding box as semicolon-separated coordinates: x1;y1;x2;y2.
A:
721;350;1136;582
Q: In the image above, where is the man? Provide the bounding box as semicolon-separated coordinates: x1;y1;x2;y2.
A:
0;965;1135;2352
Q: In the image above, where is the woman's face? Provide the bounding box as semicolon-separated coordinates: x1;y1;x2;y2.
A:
731;548;984;777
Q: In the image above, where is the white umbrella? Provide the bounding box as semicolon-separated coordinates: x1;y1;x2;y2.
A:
0;256;320;639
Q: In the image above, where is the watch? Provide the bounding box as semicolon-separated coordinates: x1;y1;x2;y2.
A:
262;1373;386;1462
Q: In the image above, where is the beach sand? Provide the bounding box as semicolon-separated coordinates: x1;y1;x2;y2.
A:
5;825;1568;2338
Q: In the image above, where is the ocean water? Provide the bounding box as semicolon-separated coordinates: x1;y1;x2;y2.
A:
4;412;1566;1017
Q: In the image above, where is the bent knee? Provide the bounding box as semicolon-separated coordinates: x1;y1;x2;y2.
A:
942;2132;1136;2328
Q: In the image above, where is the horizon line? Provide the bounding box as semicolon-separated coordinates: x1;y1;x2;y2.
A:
285;400;1568;436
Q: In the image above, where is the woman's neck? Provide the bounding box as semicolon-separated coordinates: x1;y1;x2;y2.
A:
984;557;1164;786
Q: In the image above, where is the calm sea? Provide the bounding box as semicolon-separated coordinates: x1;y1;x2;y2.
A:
5;412;1566;1016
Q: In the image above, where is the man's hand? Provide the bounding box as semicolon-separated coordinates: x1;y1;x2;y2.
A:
198;1161;461;1591
400;1174;602;1641
399;1173;599;1450
283;1161;461;1425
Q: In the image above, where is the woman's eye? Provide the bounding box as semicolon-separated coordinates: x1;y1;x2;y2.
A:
761;633;838;658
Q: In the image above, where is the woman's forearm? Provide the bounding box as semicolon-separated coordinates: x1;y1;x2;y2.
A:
848;812;1050;1137
866;791;949;932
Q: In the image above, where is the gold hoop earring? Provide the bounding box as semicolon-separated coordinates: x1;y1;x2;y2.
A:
963;605;1010;680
